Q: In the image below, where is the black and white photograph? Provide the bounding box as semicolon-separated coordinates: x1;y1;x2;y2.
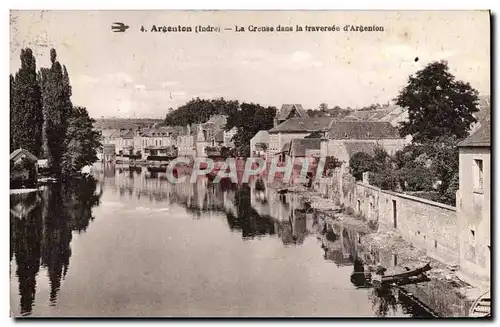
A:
9;9;491;318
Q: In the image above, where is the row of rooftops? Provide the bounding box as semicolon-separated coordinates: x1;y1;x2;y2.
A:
101;115;233;145
269;118;402;139
269;101;490;144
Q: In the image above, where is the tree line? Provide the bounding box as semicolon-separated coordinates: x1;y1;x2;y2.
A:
349;61;480;206
10;48;101;177
164;97;276;156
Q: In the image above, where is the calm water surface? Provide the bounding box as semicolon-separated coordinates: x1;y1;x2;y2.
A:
10;163;433;317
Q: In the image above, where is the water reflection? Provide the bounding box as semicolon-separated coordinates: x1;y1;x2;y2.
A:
227;184;276;239
10;176;102;316
10;164;433;317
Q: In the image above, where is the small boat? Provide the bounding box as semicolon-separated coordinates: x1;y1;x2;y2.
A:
373;262;431;285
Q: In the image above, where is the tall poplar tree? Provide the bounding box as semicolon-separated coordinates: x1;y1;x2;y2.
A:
40;49;72;174
10;48;43;155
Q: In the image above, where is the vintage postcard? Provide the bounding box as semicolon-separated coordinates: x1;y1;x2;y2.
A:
9;10;490;318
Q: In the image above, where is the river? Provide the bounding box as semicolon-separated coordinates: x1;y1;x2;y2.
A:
10;163;434;317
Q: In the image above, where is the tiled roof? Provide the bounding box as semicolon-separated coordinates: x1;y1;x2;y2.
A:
121;130;136;139
347;110;387;121
251;130;270;142
327;121;401;139
290;138;322;157
474;104;491;123
276;104;310;121
269;118;335;133
140;126;176;137
459;119;490;147
344;142;377;157
10;148;37;162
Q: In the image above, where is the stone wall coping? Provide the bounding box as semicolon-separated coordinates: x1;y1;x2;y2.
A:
355;182;456;212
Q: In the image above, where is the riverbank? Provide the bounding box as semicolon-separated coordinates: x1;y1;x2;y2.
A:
278;183;479;317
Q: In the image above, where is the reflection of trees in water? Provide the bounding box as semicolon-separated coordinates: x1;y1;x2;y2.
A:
397;291;434;317
227;184;276;239
350;258;370;288
276;211;308;246
11;192;43;316
368;285;399;317
10;176;102;316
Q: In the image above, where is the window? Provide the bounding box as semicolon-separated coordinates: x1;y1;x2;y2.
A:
474;159;484;191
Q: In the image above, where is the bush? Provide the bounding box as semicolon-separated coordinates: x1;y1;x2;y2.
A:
349;152;374;180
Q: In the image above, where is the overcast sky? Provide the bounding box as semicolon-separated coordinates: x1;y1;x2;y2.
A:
10;10;490;118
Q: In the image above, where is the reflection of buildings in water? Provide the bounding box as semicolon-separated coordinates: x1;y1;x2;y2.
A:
249;185;317;245
227;185;276;239
276;210;309;246
10;191;41;220
103;163;116;178
250;186;312;224
320;224;354;267
10;177;101;316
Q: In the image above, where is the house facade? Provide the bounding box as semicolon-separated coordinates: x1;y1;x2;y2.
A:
286;138;322;161
223;127;238;148
195;115;229;157
10;148;38;189
456;120;490;289
268;118;335;158
250;130;270;158
177;124;197;157
320;121;408;164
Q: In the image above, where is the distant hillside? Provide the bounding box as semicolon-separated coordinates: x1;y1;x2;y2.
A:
93;118;164;130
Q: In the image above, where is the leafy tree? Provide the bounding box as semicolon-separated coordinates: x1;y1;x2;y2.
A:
395;60;479;143
226;102;276;157
421;135;460;205
318;103;328;111
367;147;400;191
349;152;374;181
390;136;459;204
61;106;101;176
10;48;43;156
164;97;239;126
39;49;72;174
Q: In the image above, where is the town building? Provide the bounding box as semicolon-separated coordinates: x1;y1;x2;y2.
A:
268;117;335;158
195;115;230;157
177;124;198;157
320;121;407;165
10;148;38;189
283;138;322;162
343;105;408;127
136;126;179;157
250;130;270;158
223;126;238;148
273;104;310;128
456;118;490;289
